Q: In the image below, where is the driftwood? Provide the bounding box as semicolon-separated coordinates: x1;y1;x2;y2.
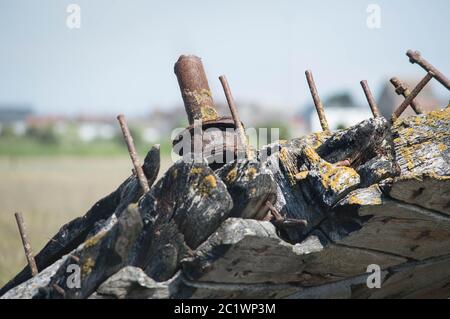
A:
1;109;449;299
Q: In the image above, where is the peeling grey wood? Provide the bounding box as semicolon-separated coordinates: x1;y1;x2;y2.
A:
322;195;450;260
350;254;450;299
2;109;450;299
386;173;450;215
181;218;405;286
90;267;181;299
216;160;277;220
35;204;143;299
131;160;233;282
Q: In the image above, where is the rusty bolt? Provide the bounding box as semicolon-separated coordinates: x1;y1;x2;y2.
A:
392;72;434;122
390;77;424;114
305;70;329;131
172;56;243;169
360;80;381;118
407;50;450;90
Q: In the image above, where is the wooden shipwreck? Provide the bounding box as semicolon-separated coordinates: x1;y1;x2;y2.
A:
1;51;449;299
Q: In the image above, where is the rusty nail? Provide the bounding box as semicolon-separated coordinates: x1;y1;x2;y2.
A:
391;72;434;122
406;50;450;90
14;212;38;277
360;80;381;118
219;75;254;161
265;201;283;220
117;114;150;193
174;55;218;125
53;283;66;296
390;77;424;114
336;159;351;167
69;255;80;263
265;201;308;226
305;70;329;131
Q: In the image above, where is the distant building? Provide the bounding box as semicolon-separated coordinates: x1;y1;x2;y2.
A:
0;105;33;136
0;105;33;123
300;92;372;133
378;79;442;119
75;115;116;142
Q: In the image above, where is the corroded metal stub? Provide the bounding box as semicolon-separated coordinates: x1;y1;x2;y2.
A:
174;55;218;124
171;117;248;169
173;55;246;168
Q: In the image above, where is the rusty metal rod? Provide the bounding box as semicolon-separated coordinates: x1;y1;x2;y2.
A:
117;114;150;193
390;77;424;114
391;72;434;122
14;212;38;277
53;283;66;296
360;80;381;118
265;201;308;226
305;70;329;131
69;254;80;263
218;75;254;161
407;50;450;90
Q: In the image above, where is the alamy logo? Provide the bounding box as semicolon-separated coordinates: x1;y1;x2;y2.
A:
366;264;381;288
366;4;381;29
66;264;81;289
66;4;81;29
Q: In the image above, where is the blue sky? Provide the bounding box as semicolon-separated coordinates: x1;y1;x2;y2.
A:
0;0;448;116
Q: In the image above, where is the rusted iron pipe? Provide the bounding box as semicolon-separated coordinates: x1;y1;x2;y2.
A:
305;70;329;131
360;80;381;118
391;72;434;122
390;77;424;114
407;50;450;90
117;114;150;193
174;55;219;125
14;212;38;277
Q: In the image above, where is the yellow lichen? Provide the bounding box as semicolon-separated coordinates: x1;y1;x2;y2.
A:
199;174;217;195
303;146;321;164
405;127;414;137
81;257;95;276
278;147;297;186
319;161;359;192
189;166;203;175
348;193;381;206
376;168;388;176
438;143;447;152
424;108;450;127
84;230;106;248
295;171;309;180
300;145;359;192
200;105;218;121
310;131;330;149
400;146;415;170
246;167;257;180
226;167;238;183
278;147;289;163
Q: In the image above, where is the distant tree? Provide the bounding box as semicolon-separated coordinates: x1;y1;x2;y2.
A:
0;125;15;138
325;92;355;107
26;126;59;144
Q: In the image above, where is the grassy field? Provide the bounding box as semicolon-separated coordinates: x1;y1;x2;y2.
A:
0;156;172;287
